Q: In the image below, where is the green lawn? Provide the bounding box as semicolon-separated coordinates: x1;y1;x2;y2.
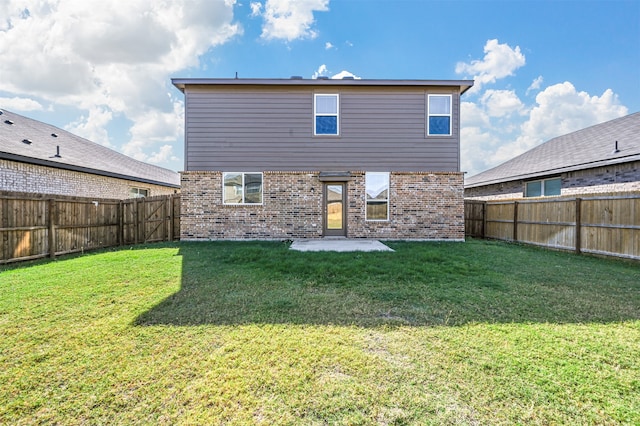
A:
1;239;638;425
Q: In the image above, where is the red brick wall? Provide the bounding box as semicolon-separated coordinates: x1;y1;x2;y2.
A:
180;171;464;240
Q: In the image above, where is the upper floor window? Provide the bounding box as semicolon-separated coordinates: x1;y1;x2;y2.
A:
427;94;452;136
314;94;339;135
130;187;148;198
365;172;390;221
223;172;263;204
525;177;561;197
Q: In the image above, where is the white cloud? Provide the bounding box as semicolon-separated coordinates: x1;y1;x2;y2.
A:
250;1;262;16
462;81;629;176
312;65;361;80
312;64;329;79
0;0;240;169
259;0;329;41
65;107;114;148
325;41;334;50
331;70;361;80
460;101;490;128
456;39;526;93
480;90;525;118
122;100;184;163
526;75;544;95
0;97;43;112
148;145;180;164
519;82;628;144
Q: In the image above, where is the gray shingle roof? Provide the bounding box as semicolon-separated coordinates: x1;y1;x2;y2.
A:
465;112;640;187
0;109;180;188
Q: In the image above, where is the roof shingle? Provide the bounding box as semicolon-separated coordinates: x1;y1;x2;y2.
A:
465;112;640;187
0;109;180;187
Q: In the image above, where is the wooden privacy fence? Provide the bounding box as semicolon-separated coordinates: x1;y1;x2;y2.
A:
465;194;640;260
1;192;180;264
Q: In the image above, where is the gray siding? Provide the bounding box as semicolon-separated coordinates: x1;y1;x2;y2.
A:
184;85;461;172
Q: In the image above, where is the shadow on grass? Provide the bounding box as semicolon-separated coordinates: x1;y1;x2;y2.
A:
135;240;640;327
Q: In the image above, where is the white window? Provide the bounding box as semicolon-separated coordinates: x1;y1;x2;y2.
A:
427;94;452;136
314;94;339;135
223;172;263;204
525;178;561;197
366;172;389;221
130;187;148;198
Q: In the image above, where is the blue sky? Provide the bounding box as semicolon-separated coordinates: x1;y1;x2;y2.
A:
1;0;638;177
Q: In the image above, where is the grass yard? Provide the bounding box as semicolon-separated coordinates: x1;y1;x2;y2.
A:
1;239;639;425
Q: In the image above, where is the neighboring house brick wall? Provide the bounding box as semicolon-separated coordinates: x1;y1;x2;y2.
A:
1;159;178;199
464;161;640;200
181;171;464;240
562;161;640;195
464;180;524;200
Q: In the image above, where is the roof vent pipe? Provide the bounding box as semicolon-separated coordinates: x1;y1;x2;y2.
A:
51;145;62;158
22;139;32;145
612;140;620;154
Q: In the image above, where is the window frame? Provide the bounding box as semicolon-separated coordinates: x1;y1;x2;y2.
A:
365;172;390;222
525;177;562;197
427;94;452;137
222;172;264;205
314;93;340;136
129;187;149;198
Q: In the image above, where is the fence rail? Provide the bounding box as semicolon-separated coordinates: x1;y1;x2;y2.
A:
465;194;640;260
1;192;180;264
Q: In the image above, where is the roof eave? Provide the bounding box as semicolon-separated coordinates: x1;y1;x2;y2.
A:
172;78;474;93
465;154;640;188
0;152;181;189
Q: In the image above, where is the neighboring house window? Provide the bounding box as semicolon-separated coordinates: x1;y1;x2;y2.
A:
427;94;452;136
223;172;263;204
130;187;148;198
525;178;561;197
314;94;339;135
366;172;390;221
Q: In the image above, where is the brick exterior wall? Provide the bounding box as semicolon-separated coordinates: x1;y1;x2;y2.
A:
1;159;178;199
465;161;640;200
562;161;640;195
181;170;464;240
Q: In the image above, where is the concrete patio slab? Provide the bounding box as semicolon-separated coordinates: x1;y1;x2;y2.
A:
290;238;394;252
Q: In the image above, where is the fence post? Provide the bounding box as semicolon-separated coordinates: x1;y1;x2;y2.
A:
118;201;123;246
168;194;174;242
575;198;582;254
513;201;519;242
48;199;56;258
134;198;139;245
481;201;487;238
141;197;146;243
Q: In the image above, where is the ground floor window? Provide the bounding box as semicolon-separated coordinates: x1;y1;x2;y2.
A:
366;172;389;221
129;187;148;198
223;172;263;204
525;177;561;197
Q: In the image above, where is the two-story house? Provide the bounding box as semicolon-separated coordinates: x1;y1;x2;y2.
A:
172;77;473;240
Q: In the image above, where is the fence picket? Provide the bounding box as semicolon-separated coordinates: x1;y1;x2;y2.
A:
465;194;639;260
0;192;180;264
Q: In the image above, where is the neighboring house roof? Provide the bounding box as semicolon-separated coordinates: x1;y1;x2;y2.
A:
0;109;180;188
172;77;474;93
465;112;640;188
